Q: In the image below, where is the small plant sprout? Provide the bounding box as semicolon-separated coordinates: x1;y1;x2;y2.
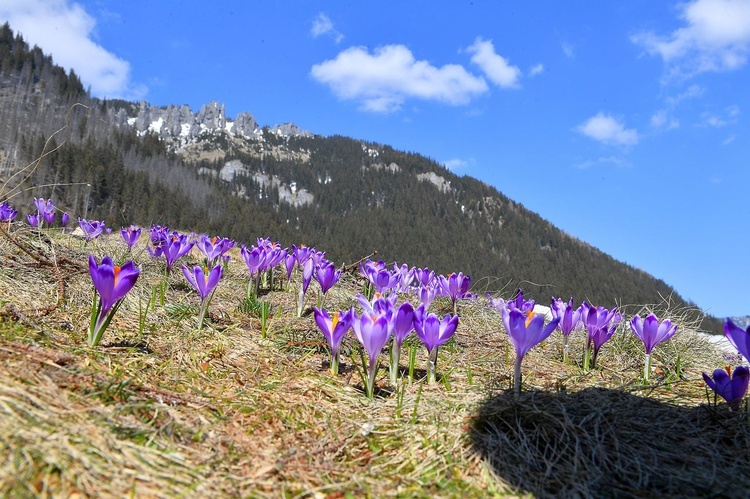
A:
182;263;223;329
550;296;582;363
351;311;391;399
703;366;749;411
629;313;678;382
313;307;353;374
414;306;459;384
88;255;140;347
502;307;560;397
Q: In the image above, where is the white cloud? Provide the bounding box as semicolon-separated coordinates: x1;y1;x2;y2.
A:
700;104;740;126
528;63;544;77
562;42;575;58
723;134;737;144
575;113;639;146
310;13;343;43
466;37;521;88
444;158;468;170
310;45;488;112
575;156;633;169
651;109;680;129
631;0;750;79
0;0;145;99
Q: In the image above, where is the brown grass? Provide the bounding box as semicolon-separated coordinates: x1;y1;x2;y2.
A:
0;222;747;498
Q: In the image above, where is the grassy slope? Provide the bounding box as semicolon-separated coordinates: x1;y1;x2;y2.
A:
0;223;748;498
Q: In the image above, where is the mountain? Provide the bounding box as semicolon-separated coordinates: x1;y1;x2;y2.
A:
0;23;723;333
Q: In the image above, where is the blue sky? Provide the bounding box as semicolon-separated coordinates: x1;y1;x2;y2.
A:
2;0;749;317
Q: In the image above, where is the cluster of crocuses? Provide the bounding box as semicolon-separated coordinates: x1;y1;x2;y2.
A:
311;260;470;397
488;289;678;395
3;197;71;229
314;289;459;398
488;289;749;410
360;259;474;313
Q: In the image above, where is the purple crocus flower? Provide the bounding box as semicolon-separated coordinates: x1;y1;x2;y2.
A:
414;267;435;286
393;263;415;293
437;272;471;314
550;296;582;362
490;288;535;315
503;307;560;396
313;307;354;375
88;254;140;346
292;244;313;266
78;218;108;241
120;225;142;249
284;253;296;281
0;201;18;223
388;302;416;384
196;234;235;265
161;233;194;273
415;307;459;383
724;318;750;361
182;263;223;329
315;261;341;295
148;224;172;257
33;198;55;227
703;366;749;411
629;313;678;381
26;214;39;228
61;212;69;227
415;284;437;310
581;302;620;369
352;311;391;398
240;244;266;278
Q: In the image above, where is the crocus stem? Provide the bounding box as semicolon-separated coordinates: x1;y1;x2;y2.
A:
366;359;378;399
513;355;522;398
583;342;591;371
197;299;209;329
644;352;651;383
389;337;401;386
260;301;269;339
331;350;340;375
427;347;438;384
563;336;570;363
297;286;305;317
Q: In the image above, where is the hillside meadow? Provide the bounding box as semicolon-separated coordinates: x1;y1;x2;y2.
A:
0;219;748;498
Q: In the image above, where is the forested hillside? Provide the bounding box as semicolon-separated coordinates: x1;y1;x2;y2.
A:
0;23;721;332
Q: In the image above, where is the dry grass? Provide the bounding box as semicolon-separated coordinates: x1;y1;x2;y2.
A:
0;222;747;498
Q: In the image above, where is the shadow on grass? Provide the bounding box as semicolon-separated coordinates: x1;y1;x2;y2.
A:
469;387;750;498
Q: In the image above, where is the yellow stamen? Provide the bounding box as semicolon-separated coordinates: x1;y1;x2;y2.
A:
725;365;733;377
332;312;339;329
114;266;121;286
525;311;536;327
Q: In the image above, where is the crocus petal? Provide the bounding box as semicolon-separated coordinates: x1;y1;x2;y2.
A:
724;319;750;361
